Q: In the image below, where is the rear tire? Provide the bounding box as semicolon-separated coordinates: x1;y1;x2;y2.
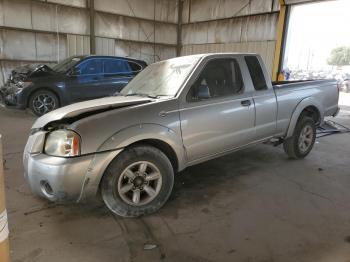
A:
29;89;59;116
283;116;316;159
101;145;174;217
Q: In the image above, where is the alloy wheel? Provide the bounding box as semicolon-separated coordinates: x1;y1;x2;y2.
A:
298;125;314;153
32;94;56;115
117;161;162;206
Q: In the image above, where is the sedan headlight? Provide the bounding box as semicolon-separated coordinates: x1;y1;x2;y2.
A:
44;130;81;157
17;81;32;89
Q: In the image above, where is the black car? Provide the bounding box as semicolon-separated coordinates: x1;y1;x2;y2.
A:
0;55;147;116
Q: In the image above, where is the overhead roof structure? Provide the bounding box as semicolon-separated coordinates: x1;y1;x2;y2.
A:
0;0;334;85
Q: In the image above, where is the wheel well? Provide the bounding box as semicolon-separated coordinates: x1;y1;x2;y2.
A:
127;139;179;172
27;88;61;107
300;106;321;125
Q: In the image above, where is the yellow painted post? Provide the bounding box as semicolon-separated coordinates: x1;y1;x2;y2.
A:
272;0;287;81
0;135;10;262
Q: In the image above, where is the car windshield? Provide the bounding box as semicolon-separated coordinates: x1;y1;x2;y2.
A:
120;55;201;97
52;56;82;73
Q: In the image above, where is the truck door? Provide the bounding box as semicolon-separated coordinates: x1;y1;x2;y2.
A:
244;55;278;140
179;58;255;163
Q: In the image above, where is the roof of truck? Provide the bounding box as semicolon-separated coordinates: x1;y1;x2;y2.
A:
187;52;258;57
158;53;258;63
153;53;259;63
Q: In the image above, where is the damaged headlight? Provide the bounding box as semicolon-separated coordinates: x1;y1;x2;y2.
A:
17;81;32;89
44;130;81;157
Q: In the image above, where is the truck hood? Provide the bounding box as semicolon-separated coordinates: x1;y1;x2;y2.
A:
32;96;153;129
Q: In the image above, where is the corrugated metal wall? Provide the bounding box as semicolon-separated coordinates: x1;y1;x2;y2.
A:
181;0;280;76
0;0;178;86
0;0;324;86
67;35;90;57
182;41;276;75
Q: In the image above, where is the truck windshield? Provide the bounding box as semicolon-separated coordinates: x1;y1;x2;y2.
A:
52;57;82;73
120;56;201;97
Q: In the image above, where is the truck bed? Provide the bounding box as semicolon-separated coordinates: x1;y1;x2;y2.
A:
271;79;339;136
272;79;335;88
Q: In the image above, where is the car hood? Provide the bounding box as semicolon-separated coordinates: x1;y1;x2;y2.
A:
7;64;54;84
32;96;153;129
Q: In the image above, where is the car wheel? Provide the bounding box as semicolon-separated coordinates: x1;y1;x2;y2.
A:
283;116;316;159
101;145;174;217
29;90;59;116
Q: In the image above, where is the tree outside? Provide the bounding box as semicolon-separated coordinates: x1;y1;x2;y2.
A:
327;46;350;67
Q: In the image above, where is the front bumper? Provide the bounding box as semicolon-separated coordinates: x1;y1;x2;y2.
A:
23;131;122;203
0;83;27;109
23;152;94;202
0;91;4;107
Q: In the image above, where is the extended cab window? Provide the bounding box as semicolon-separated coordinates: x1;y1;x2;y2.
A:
188;58;243;102
79;59;103;75
245;56;268;91
104;59;132;74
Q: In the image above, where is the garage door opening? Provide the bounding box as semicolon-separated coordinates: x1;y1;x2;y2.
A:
282;0;350;111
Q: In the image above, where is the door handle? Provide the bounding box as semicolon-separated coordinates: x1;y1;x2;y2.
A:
159;111;168;117
241;100;251;107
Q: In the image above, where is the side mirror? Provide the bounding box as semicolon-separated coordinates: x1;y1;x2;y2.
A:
196;84;211;100
70;67;81;76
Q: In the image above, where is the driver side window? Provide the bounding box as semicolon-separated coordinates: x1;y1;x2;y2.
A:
187;58;243;102
78;59;103;75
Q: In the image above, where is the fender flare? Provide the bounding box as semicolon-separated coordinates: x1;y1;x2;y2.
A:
98;123;187;171
285;97;324;138
78;124;187;201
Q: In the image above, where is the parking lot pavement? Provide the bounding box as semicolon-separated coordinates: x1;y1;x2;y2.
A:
339;92;350;105
1;106;350;262
339;92;350;114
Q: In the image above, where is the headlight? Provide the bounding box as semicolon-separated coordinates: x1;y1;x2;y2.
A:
17;81;32;88
44;130;80;157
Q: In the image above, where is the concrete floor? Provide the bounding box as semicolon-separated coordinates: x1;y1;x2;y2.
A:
1;96;350;262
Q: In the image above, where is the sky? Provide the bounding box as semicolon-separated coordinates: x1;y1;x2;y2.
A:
283;0;350;71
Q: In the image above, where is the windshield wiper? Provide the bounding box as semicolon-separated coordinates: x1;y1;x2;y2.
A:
125;93;158;99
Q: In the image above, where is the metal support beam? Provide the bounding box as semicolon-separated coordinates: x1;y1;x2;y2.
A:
176;0;183;56
272;0;288;81
89;0;96;55
183;11;279;25
0;25;176;48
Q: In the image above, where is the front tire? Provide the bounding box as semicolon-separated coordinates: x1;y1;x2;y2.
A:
101;145;174;217
283;116;316;159
29;90;59;116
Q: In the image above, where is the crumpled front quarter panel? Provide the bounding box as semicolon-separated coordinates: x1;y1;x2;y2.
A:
70;98;184;158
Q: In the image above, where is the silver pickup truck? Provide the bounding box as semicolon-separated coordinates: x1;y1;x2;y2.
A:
23;53;339;217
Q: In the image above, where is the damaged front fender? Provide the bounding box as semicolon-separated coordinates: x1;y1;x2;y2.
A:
31;96;153;130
